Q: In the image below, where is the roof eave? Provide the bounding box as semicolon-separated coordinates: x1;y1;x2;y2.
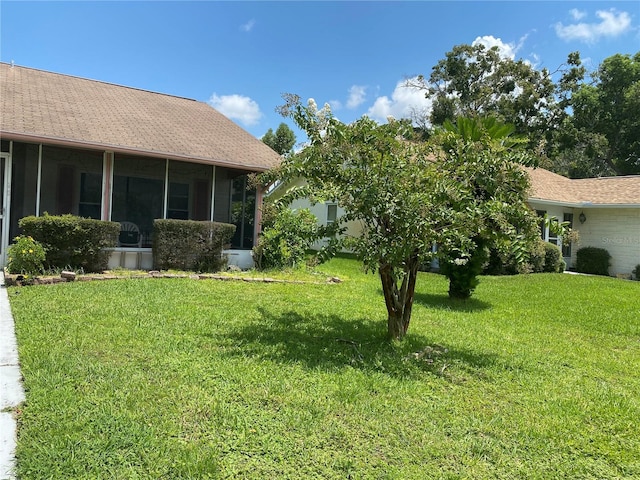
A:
529;197;640;208
0;131;276;172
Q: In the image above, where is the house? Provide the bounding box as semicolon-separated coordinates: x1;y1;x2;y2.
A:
527;167;640;277
0;63;281;270
275;169;640;277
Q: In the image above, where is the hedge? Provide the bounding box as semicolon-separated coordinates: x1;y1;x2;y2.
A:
19;214;119;272
576;246;611;276
152;219;236;272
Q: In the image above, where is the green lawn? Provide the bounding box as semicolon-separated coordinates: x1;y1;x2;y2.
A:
10;256;640;479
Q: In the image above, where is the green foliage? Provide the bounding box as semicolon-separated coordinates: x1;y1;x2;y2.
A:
19;214;119;272
434;117;539;297
416;43;559;145
439;241;488;299
7;235;46;275
262;122;296;156
552;51;640;176
253;206;318;270
152;219;236;272
542;242;566;273
268;96;537;336
576;246;611;276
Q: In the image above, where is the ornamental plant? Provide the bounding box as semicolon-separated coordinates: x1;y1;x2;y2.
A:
7;236;46;275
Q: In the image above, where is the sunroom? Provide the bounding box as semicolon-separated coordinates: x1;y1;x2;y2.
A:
0;63;281;270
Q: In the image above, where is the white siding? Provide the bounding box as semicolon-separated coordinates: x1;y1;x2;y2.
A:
573;208;640;276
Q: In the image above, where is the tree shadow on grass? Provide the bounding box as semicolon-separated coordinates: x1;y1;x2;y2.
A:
215;307;502;381
414;292;491;312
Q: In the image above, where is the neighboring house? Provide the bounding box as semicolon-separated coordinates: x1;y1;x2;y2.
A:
0;63;281;269
527;167;640;277
273;169;640;277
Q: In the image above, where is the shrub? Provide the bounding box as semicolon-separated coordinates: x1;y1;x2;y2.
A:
576;246;611;276
542;242;566;273
440;241;489;299
153;219;236;272
633;264;640;281
19;215;119;272
7;236;46;275
253;207;318;270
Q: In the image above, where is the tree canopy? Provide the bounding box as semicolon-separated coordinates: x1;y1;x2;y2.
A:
264;94;538;339
262;122;297;156
414;44;639;177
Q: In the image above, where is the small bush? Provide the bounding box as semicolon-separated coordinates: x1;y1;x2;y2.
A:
440;240;489;299
253;207;318;270
576;246;611;276
7;236;46;275
19;215;119;272
153;219;235;272
542;242;566;273
633;264;640;281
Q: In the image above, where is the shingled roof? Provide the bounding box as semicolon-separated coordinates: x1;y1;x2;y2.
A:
0;63;281;171
527;167;640;206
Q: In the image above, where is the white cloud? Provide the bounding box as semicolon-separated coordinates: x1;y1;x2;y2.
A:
240;19;256;32
555;9;632;43
208;93;262;126
366;78;432;124
570;8;587;21
328;99;342;111
472;35;517;60
346;85;367;109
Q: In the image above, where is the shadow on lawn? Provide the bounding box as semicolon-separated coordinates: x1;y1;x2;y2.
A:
414;292;491;312
219;307;500;381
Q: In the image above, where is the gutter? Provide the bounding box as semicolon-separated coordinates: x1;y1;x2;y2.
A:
0;131;276;173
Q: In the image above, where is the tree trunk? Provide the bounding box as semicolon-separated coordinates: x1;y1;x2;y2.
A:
379;254;420;340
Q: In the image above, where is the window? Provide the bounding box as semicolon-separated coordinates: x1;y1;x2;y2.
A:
167;160;212;221
229;174;256;249
38;145;103;218
112;155;165;248
79;173;102;219
326;204;337;225
167;182;189;219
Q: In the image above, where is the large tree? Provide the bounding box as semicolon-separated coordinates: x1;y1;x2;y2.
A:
262;122;296;156
412;43;561;145
560;52;640;176
266;94;538;339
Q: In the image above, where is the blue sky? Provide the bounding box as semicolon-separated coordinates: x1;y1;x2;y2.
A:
1;1;638;143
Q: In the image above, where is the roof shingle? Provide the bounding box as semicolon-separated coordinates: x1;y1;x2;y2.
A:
0;63;281;171
527;167;640;206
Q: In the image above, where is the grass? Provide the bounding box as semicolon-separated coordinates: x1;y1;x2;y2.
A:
9;255;640;479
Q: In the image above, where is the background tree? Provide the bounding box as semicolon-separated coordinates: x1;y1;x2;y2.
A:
262;122;297;156
556;52;640;176
412;43;560;147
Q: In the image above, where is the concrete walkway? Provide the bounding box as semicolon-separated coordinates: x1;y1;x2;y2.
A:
0;272;24;480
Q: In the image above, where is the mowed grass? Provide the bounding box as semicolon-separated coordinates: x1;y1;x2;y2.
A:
10;256;640;479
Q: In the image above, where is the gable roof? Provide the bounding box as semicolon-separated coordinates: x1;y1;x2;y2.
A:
0;63;281;171
527;167;640;207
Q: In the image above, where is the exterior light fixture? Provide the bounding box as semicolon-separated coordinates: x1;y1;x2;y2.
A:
579;212;586;224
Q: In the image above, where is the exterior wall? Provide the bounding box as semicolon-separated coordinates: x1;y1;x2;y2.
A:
572;207;640;277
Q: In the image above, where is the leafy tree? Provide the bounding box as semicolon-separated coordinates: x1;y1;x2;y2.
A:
412;43;559;145
432;117;539;299
264;94;538;339
262;122;296;156
564;52;640;175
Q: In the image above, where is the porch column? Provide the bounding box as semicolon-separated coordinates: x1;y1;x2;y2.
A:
102;152;114;221
254;185;264;246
